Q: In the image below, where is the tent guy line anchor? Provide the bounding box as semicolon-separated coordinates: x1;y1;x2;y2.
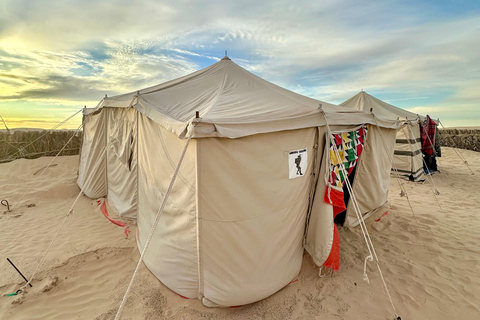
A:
6;258;32;288
1;199;10;212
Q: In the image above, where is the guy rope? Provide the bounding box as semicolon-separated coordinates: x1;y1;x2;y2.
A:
371;116;419;225
4;106;100;294
15;145;107;293
114;114;200;320
320;107;400;319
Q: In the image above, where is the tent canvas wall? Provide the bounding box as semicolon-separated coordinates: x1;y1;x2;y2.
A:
78;58;399;307
340;91;425;181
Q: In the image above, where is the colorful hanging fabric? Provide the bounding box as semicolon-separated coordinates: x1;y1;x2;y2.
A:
323;125;368;271
420;115;436;156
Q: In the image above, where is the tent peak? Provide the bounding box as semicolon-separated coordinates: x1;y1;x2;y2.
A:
221;50;231;60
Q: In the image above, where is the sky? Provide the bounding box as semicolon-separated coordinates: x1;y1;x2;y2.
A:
0;0;479;129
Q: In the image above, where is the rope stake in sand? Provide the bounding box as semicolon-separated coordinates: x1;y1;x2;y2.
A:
320;109;400;319
1;199;10;212
114;122;196;320
6;258;32;288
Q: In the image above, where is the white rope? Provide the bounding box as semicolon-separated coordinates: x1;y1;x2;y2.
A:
114;125;195;320
320;110;399;317
17;145;107;292
438;120;475;175
14;123;84;209
403;125;443;212
363;255;373;283
372;118;418;225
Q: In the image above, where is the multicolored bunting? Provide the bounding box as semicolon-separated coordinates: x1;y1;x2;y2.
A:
323;125;368;271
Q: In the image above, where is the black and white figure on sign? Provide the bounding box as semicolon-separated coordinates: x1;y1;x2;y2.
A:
295;154;302;175
289;148;308;179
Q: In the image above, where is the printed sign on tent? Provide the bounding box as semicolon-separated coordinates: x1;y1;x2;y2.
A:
288;148;307;179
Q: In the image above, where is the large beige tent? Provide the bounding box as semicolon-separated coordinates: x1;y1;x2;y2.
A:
77;58;399;307
340;91;425;181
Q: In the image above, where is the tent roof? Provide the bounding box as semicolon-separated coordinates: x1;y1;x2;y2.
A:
339;91;422;122
93;59;399;138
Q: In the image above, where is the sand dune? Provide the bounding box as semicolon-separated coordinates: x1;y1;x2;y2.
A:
1;147;479;319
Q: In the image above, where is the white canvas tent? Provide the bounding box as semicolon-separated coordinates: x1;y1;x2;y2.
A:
340;91;425;181
78;58;399;307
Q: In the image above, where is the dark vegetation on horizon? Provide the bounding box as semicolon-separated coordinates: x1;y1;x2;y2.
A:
438;129;480;152
0;130;82;163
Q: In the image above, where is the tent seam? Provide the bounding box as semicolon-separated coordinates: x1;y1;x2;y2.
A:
199;60;229;120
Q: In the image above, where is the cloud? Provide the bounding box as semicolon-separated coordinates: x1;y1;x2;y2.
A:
0;0;479;128
0;45;199;103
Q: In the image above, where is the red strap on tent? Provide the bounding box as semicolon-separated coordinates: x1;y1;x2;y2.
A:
174;292;190;299
375;210;389;222
100;201;127;227
98;200;130;238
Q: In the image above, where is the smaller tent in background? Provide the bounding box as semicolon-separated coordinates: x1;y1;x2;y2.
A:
340;91;437;181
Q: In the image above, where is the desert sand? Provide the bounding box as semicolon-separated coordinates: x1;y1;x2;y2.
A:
0;147;479;320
